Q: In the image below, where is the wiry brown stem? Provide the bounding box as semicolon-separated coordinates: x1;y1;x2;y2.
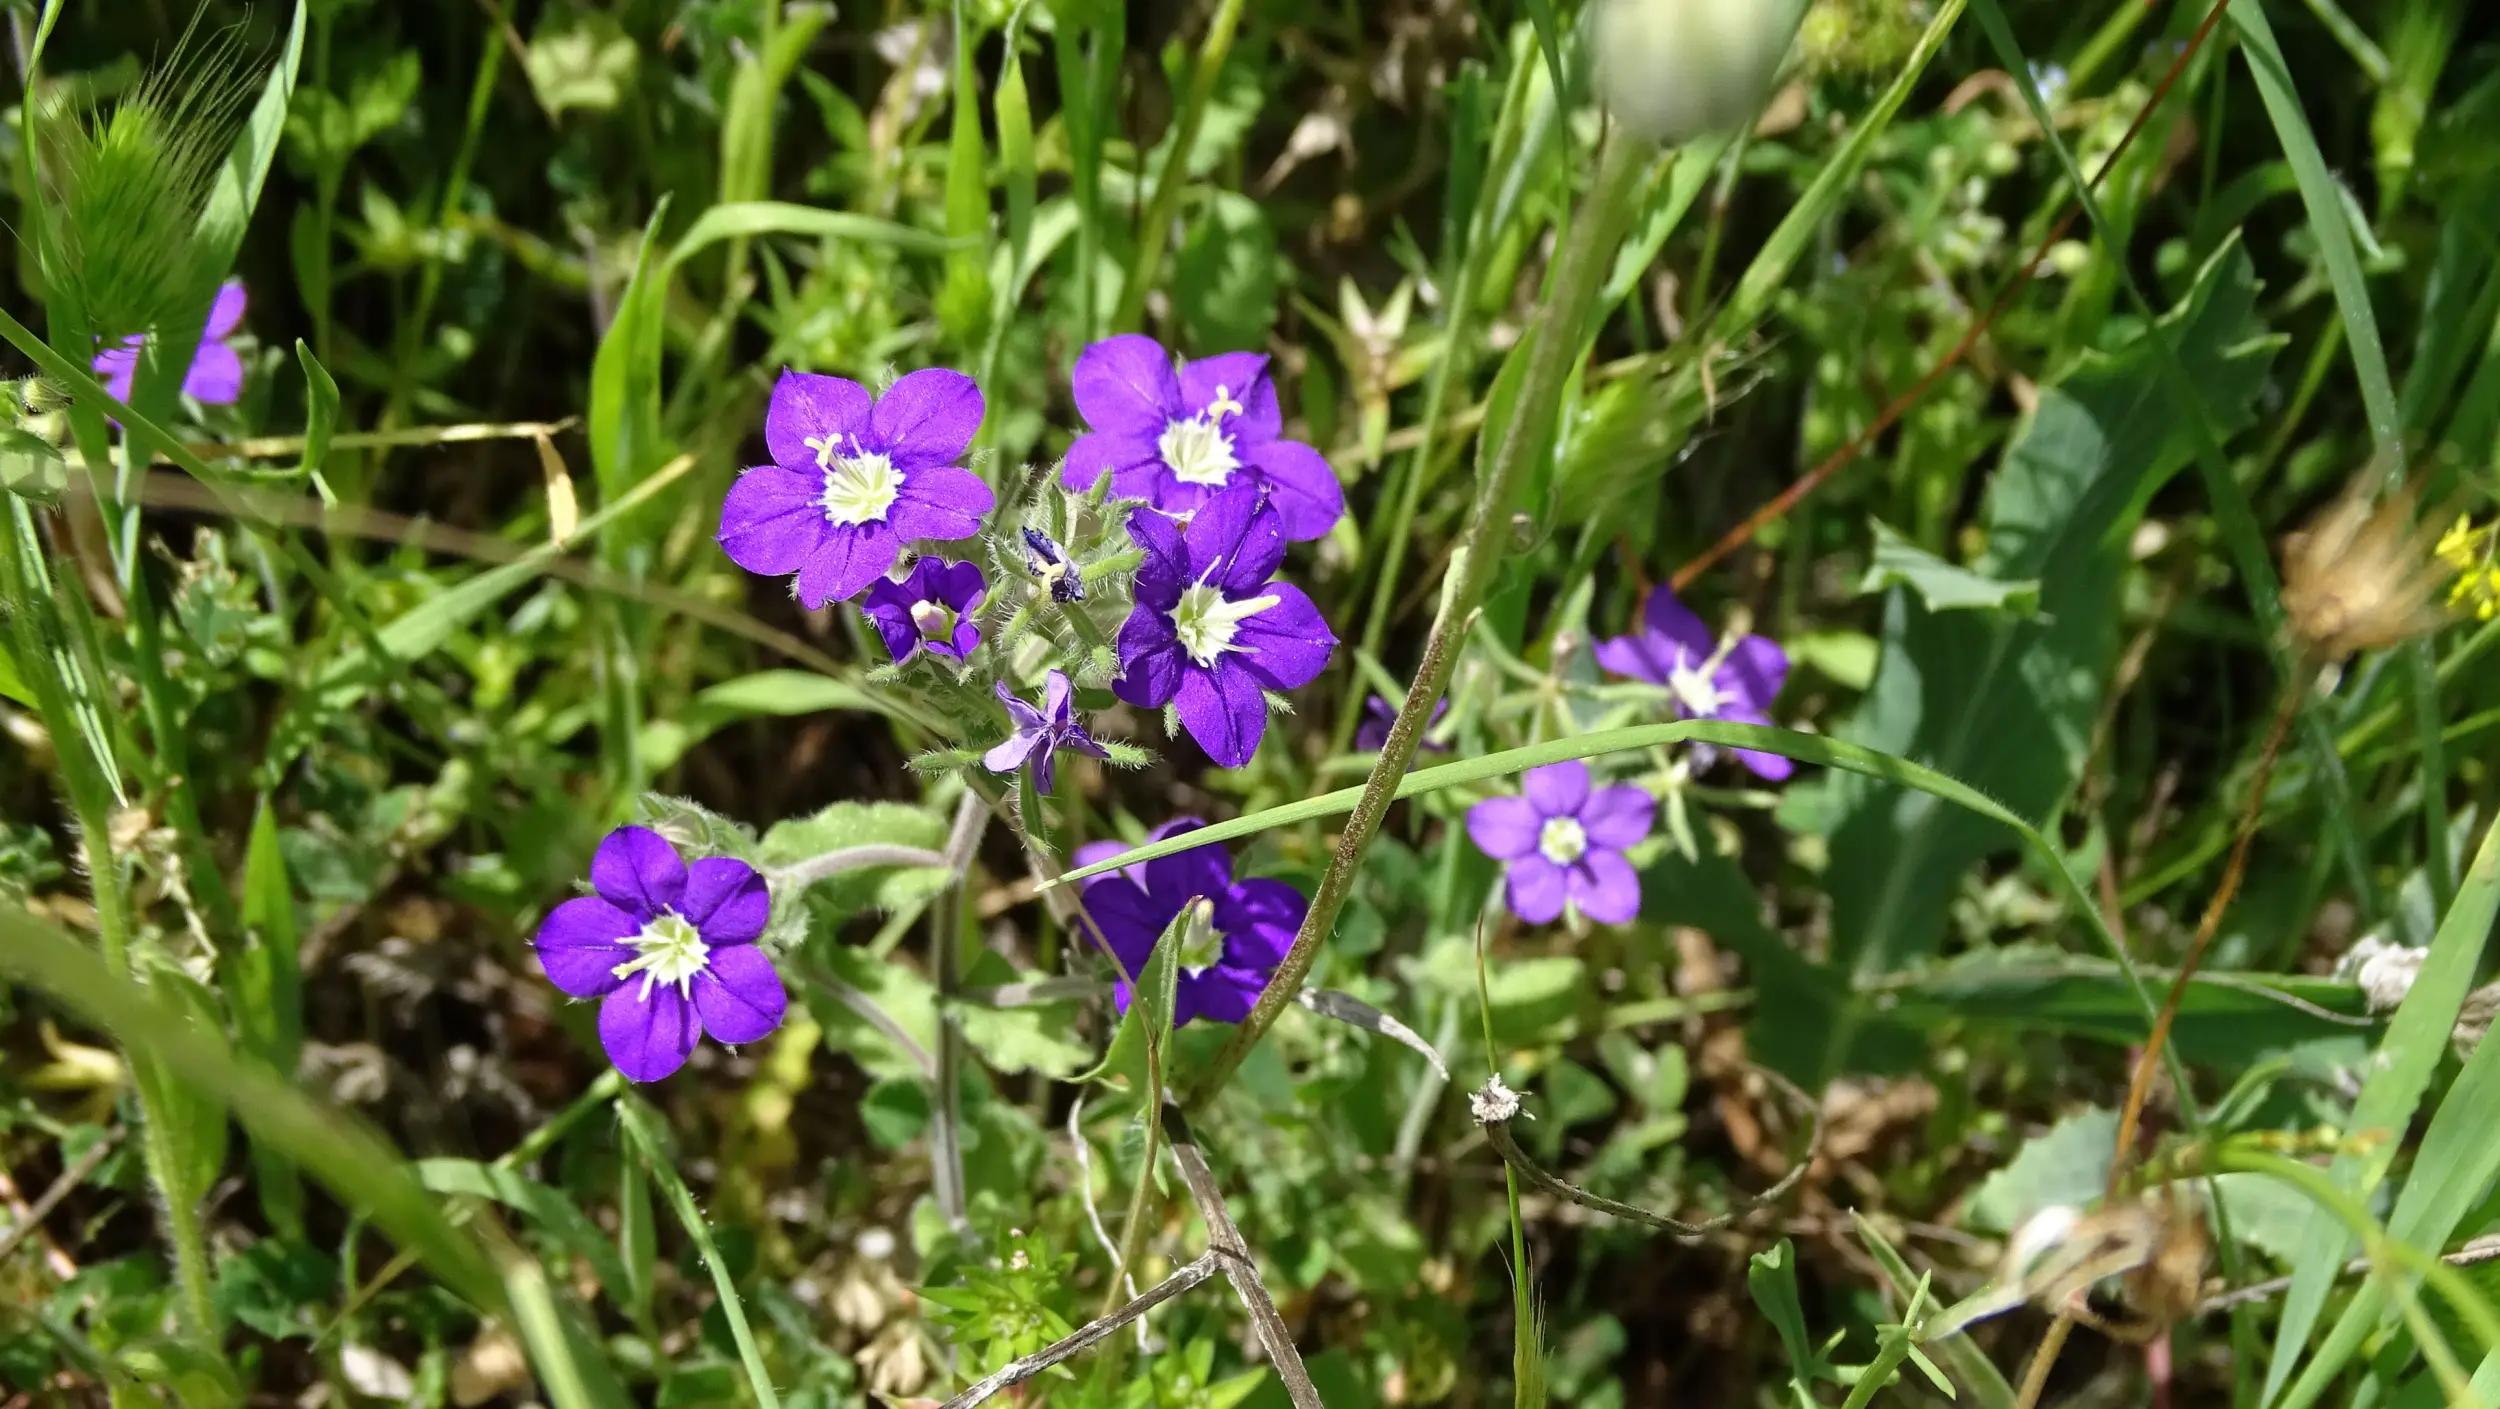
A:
939;1255;1222;1409
1164;1109;1325;1409
2106;678;2307;1194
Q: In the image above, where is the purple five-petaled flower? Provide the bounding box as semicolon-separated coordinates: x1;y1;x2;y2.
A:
861;557;986;664
1077;819;1304;1026
534;826;788;1082
1594;585;1793;781
1113;485;1337;768
718;368;996;608
94;278;248;406
1467;761;1655;927
1355;695;1450;754
984;669;1109;794
1062;334;1344;541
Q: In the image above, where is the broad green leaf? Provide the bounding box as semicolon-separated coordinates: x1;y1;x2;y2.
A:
1808;241;2277;1071
1965;1106;2116;1234
235;800;305;1234
1859;519;2040;616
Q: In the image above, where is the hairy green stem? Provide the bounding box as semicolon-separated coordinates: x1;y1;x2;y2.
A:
1186;132;1653;1108
930;790;987;1235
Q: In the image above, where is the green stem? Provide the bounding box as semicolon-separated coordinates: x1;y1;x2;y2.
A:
1185;132;1654;1109
1111;0;1248;329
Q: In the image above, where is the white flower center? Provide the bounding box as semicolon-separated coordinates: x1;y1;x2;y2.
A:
1537;816;1589;867
1668;651;1735;719
1158;415;1240;487
1172;581;1278;666
1176;899;1223;977
808;433;903;526
610;911;711;1001
910;599;956;642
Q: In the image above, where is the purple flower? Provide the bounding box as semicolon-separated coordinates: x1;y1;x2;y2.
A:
93;279;247;406
1112;486;1337;768
1022;526;1084;603
718;368;995;608
1076;819;1304;1026
534;826;786;1082
1594;586;1793;781
1355;695;1450;754
984;669;1109;794
861;557;986;663
1467;761;1655;927
1062;334;1344;541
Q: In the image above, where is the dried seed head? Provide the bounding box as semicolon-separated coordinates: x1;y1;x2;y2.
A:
2278;474;2454;663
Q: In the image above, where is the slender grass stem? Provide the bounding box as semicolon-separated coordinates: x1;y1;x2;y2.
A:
1111;0;1248;330
1185;132;1652;1109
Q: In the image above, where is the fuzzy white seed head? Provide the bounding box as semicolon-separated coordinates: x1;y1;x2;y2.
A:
1592;0;1802;144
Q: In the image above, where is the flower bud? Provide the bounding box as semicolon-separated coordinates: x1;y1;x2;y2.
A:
1593;0;1804;144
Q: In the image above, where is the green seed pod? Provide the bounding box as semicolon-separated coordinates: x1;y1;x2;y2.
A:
1592;0;1806;144
35;19;258;341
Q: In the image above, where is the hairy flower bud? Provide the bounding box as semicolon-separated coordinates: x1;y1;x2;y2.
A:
1593;0;1804;143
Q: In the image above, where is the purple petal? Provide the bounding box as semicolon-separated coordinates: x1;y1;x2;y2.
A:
1112;607;1187;708
795;523;899;608
1072;334;1182;438
1640;587;1719;660
871;368;984;469
1181;485;1283;591
1466;796;1543;861
1722;634;1789;714
1722;706;1797;781
1077;876;1169;975
1568;850;1642;925
1124;508;1191;604
1043;670;1076;724
93;344;139;403
183;341;245;404
1216;877;1304;971
1183;965;1265;1025
996;679;1047;732
1579;786;1657;850
680;857;770;946
1231;584;1335;692
1175;661;1267;768
1593;630;1671;684
857;579;923;662
1504;855;1569;926
1144;834;1232;913
1178;352;1280;441
1243;440;1343;542
535;896;639;997
693;943;787;1045
718;465;828;577
886;465;994;542
935;559;989;612
1117;462;1203;517
599;984;701;1082
591;826;686;917
1062;430;1157;493
1521;761;1591;819
203;280;248;339
765;369;873;469
983;728;1044;775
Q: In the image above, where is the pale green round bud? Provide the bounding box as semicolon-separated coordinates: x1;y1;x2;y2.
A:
1592;0;1804;144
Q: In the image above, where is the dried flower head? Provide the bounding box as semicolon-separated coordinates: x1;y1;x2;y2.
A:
2279;476;2454;663
36;20;260;342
